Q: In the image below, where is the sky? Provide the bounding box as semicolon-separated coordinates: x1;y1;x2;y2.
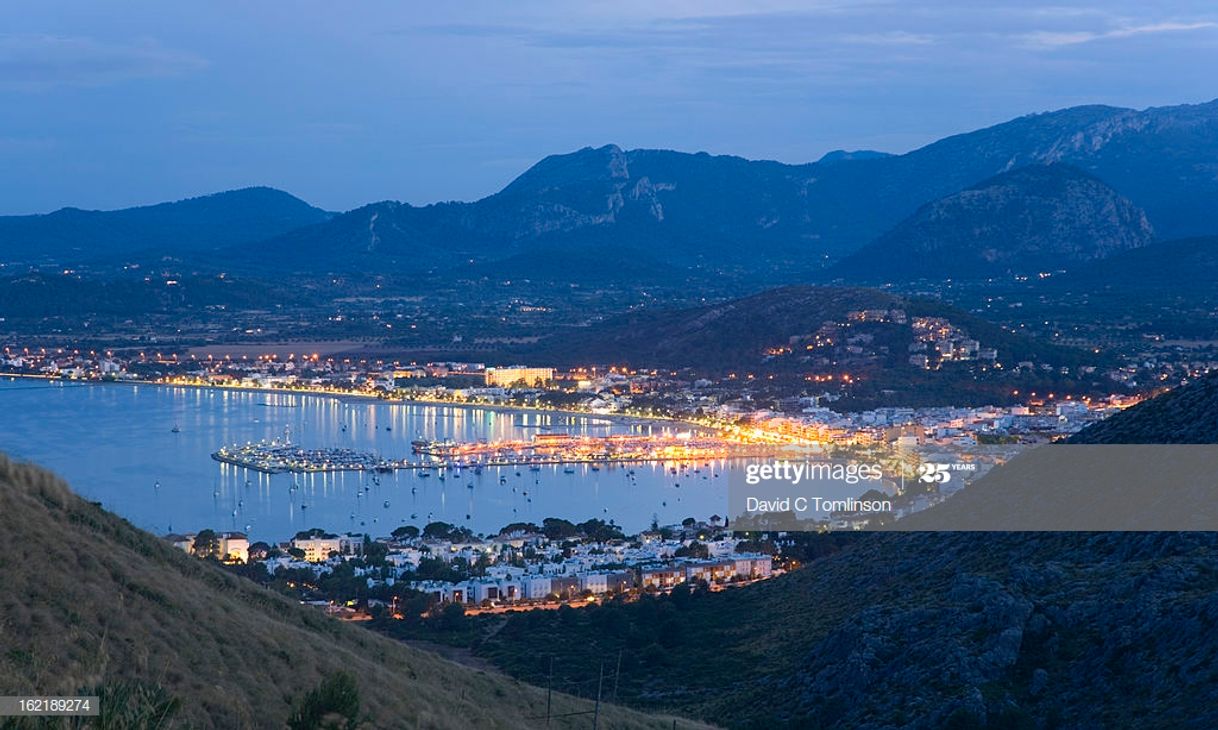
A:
2;1;1217;215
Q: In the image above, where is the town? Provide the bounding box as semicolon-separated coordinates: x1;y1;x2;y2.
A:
0;337;1152;452
163;516;782;622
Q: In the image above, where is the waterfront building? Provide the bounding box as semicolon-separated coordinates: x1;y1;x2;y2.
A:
484;366;555;387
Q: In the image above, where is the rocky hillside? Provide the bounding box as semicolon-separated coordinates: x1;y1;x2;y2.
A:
478;531;1218;728
0;454;703;730
833;164;1154;281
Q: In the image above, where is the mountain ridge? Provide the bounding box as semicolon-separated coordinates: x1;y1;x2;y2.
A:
6;99;1218;282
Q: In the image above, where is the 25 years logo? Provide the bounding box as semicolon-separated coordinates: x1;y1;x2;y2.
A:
916;463;953;483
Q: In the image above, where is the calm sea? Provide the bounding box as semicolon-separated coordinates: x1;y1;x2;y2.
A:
0;379;731;541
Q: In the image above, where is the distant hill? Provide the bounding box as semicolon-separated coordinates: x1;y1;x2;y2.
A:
515;285;1097;372
1068;371;1218;444
0;187;329;262
0;454;700;730
237;99;1218;278
526;285;901;368
833;164;1155;281
815;149;893;164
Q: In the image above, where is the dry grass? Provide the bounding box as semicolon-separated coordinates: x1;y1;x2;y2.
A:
0;454;712;729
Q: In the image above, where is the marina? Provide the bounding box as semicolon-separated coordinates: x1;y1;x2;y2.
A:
212;431;766;474
211;441;404;474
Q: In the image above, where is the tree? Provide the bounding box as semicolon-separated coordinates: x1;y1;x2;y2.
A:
577;518;624;542
287;671;364;730
681;517;697;528
390;525;419;541
192;529;220;559
437;602;467;632
498;521;540;536
542;517;578;540
248;541;272;560
674;541;709;560
362;537;388;567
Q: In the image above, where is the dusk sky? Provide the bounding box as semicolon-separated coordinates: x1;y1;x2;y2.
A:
3;1;1217;215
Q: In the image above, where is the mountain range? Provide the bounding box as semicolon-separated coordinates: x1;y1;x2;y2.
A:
3;99;1218;284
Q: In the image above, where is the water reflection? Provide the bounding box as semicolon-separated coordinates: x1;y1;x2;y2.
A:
0;379;731;540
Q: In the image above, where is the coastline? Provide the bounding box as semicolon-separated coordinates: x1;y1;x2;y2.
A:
0;372;714;433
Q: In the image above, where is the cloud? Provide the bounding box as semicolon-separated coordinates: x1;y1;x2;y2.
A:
0;34;207;91
841;31;935;45
1021;21;1218;48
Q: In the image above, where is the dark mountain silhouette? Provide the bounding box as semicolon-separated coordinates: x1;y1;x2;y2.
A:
5;100;1217;281
833;164;1155;281
0;187;329;262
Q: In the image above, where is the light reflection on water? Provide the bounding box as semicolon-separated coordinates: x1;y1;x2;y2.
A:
0;379;731;541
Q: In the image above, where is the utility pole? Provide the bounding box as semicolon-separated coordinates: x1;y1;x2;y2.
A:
546;656;553;726
592;662;604;729
611;648;623;702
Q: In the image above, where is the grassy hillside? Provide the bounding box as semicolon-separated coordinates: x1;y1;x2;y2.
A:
0;455;707;730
